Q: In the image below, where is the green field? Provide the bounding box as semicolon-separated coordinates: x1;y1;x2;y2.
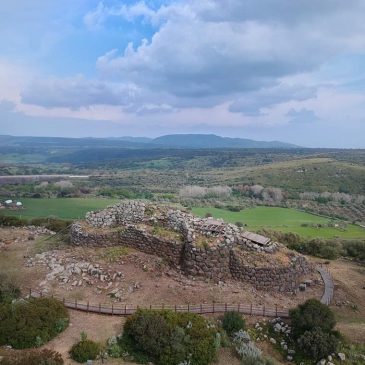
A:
192;206;365;239
2;198;119;220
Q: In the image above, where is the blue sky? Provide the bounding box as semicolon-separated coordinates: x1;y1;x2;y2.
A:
1;0;365;147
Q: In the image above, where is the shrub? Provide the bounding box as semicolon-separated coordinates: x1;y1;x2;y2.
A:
121;309;219;365
0;349;63;365
297;328;339;361
0;297;69;349
222;311;246;336
70;338;100;363
289;299;336;339
0;273;21;303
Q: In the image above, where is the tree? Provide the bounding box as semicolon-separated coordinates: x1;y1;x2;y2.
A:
289;299;336;338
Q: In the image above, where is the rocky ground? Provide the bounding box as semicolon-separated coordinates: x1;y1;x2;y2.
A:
1;227;321;310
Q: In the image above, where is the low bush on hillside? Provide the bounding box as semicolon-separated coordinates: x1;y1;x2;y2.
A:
0;349;63;365
233;330;278;365
222;311;246;336
297;328;339;361
0;214;72;233
289;299;340;361
260;229;365;261
69;333;100;363
290;299;336;338
120;309;220;365
0;214;26;227
0;273;21;303
0;297;69;349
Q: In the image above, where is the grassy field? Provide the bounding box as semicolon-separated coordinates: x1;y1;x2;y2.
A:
1;198;119;219
192;206;365;239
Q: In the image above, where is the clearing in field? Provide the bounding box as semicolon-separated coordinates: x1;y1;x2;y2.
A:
192;206;365;239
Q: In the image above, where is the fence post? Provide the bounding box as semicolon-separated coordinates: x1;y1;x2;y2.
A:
125;304;127;315
87;301;89;313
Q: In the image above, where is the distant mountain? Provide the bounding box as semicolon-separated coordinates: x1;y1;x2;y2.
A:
151;134;299;149
0;134;299;149
106;136;152;143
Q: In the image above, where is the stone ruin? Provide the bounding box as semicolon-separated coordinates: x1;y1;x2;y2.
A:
71;201;313;292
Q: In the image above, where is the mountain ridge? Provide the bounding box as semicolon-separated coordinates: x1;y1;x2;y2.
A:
0;134;300;149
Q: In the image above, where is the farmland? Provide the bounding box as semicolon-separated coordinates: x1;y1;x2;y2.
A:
1;198;119;220
192;206;365;239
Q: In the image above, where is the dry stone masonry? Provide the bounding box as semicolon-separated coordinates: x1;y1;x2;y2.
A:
71;201;312;291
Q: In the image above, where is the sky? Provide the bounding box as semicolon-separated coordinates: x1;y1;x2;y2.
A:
1;0;365;147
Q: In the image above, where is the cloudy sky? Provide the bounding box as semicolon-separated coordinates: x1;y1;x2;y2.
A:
1;0;365;147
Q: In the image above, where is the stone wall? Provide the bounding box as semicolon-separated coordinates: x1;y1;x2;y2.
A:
71;222;312;291
85;201;145;228
230;251;312;292
70;201;313;291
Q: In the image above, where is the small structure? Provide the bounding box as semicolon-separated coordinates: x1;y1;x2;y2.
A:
3;199;23;209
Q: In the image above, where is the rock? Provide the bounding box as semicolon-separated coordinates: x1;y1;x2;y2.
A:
287;355;293;361
317;360;326;365
269;337;276;344
338;353;346;361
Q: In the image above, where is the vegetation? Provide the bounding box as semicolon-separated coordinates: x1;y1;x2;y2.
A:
0;349;64;365
297;328;339;361
0;297;69;349
120;309;220;365
233;330;278;365
0;273;21;303
69;333;100;363
289;299;336;338
192;206;365;239
289;299;340;362
222;311;246;337
1;198;118;219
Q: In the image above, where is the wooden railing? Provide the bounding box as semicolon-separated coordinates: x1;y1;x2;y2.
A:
27;288;289;318
26;265;333;318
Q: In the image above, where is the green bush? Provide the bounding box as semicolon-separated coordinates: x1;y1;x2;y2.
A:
0;214;26;227
121;309;219;365
222;311;246;336
297;328;339;361
0;297;69;349
29;218;72;232
289;299;336;339
0;349;63;365
0;273;21;303
70;338;100;363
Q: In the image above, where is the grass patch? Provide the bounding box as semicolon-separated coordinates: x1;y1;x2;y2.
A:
98;246;130;263
151;225;182;241
192;206;365;239
1;198;119;220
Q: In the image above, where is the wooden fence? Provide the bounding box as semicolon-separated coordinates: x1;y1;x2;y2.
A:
26;265;333;319
28;288;289;318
